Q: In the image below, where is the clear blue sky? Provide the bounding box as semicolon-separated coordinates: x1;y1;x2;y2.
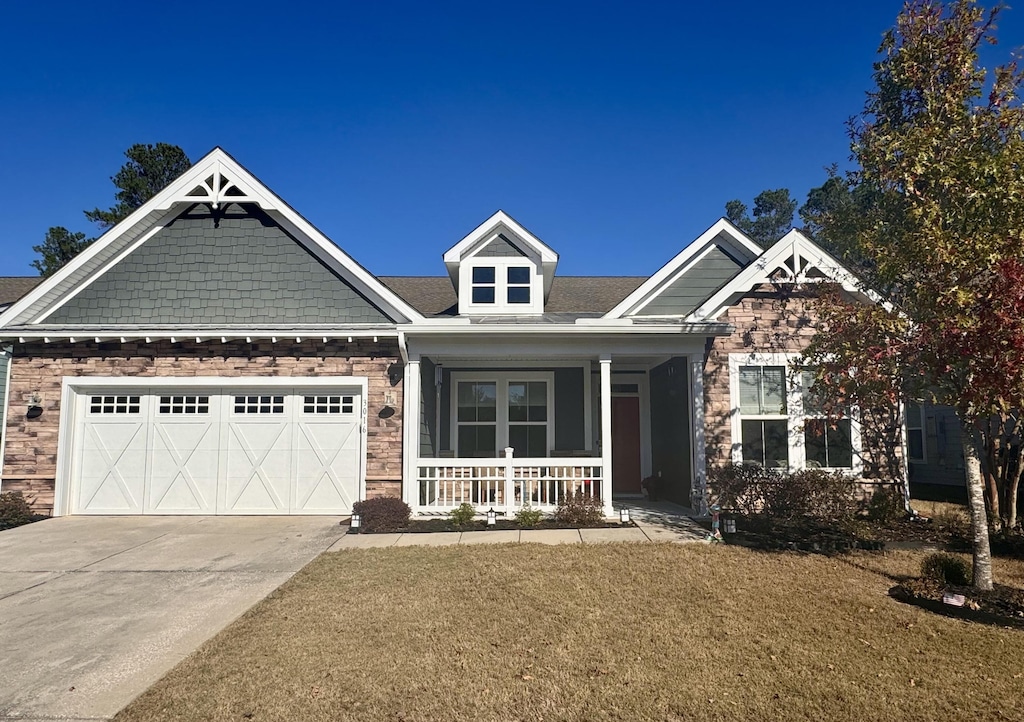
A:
2;1;1020;278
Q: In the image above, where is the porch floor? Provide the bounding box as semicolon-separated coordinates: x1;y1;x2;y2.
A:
331;500;708;549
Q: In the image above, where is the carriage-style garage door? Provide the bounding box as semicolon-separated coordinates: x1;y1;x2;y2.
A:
70;386;363;515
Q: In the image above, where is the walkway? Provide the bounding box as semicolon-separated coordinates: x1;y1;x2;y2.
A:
330;499;709;549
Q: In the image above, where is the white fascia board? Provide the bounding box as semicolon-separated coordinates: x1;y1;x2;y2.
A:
0;147;424;329
442;210;559;265
402;322;733;336
604;218;762;319
2;329;401;342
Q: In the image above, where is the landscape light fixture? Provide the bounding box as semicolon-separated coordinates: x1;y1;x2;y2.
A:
619;508;631;524
487;508;496;526
350;513;361;531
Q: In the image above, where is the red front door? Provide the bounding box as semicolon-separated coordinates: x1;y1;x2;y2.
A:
612;396;642;494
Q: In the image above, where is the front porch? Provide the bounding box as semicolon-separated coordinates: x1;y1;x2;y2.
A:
401;342;710;516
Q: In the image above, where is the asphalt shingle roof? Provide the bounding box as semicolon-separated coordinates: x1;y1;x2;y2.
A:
0;277;42;307
378;276;646;316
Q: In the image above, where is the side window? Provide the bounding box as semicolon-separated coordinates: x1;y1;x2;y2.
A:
738;366;789;468
471;266;496;304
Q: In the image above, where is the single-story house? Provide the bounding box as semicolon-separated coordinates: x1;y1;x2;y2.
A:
0;148;904;518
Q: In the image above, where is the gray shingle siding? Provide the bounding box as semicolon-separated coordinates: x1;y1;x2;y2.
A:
44;204;392;325
633;245;742;317
475;234;527;258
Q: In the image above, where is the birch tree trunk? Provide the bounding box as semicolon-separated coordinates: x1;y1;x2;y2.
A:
962;432;994;591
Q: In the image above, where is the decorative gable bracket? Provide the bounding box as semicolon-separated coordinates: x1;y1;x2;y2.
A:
154;159;269;211
690;229;877;321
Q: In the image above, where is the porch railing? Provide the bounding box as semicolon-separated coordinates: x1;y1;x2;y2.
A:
413;448;603;515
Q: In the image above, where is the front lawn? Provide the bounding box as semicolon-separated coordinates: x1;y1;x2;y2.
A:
116;545;1024;722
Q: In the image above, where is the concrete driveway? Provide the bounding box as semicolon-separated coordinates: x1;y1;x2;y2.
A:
0;515;346;721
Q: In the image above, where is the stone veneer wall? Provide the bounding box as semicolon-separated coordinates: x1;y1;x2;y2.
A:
703;288;891;482
2;339;404;514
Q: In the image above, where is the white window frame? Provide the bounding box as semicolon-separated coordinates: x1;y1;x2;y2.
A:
450;371;555;458
728;353;862;474
458;256;544;315
905;401;926;464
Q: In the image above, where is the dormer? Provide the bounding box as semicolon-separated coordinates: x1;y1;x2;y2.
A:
443;211;559;316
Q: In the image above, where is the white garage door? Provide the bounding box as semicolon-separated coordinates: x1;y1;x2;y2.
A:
71;387;363;515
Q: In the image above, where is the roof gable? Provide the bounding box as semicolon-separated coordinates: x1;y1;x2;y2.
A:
442;211;559;303
0;148;422;329
43;203;391;325
605;218;763;319
689;229;874;320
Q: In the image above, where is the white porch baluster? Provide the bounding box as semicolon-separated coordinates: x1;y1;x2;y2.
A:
599;355;614;516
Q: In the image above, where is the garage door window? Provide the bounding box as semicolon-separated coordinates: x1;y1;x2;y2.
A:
158;395;210;414
303;395;355;414
90;395;141;414
234;395;285;414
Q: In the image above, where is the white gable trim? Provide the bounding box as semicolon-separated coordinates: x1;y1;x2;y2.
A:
0;148;424;328
690;229;875;321
443;211;558;265
604;218;762;319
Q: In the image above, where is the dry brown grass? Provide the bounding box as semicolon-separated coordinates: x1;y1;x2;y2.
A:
116;544;1024;722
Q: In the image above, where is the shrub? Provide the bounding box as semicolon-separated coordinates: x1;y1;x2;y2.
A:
448;502;477;528
708;464;858;523
708;463;781;516
514;505;544;527
765;468;858;523
553;492;604;527
0;492;38;531
350;496;411;533
921;552;971;586
866;486;903;524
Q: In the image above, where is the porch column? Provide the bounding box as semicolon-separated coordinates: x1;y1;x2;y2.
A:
689;354;708;515
599;355;614;516
402;356;421;510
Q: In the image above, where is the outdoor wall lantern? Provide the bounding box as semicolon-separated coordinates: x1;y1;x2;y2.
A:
26;393;43;419
350;513;361;531
486;508;496;526
619;508;631;524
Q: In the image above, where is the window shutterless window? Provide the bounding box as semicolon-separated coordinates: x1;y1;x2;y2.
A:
738;366;789;467
451;374;553;457
506;266;531;304
906;402;925;462
471;266;496;304
730;355;858;472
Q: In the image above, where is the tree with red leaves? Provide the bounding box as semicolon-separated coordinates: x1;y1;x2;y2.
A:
807;1;1024;590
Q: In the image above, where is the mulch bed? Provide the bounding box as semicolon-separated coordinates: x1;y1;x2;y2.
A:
890;578;1024;629
351;519;635;534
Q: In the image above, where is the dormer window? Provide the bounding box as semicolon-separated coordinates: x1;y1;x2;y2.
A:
444;212;560;317
472;267;496;304
507;267;531;304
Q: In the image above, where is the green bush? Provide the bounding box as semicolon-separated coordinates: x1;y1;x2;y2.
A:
448;502;477;528
0;492;38;531
553;492;604;527
921;552;971;585
866;486;903;524
350;496;411;533
514;505;544;527
708;464;858;523
708;463;780;516
765;468;858;522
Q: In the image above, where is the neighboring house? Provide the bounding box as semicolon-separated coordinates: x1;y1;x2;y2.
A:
0;148;897;517
0;276;44;476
